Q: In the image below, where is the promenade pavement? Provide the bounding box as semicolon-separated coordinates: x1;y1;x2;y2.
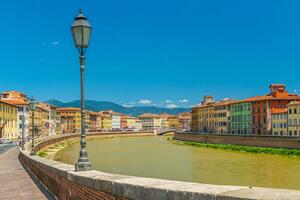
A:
0;144;15;155
0;147;52;200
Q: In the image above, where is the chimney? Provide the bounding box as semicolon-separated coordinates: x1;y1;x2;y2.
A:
269;84;287;97
202;96;214;105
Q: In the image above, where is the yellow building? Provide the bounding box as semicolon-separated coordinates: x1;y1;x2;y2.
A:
214;100;235;134
159;114;170;130
126;117;137;129
101;115;112;131
96;112;102;131
192;96;215;133
167;115;179;129
287;102;300;136
57;107;89;134
0;100;18;140
271;108;287;136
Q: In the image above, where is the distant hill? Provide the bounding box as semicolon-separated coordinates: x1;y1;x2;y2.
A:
45;99;190;116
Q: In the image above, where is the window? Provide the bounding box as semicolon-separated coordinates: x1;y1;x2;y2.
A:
289;131;292;136
294;119;297;126
289;109;292;114
294;131;298;136
295;109;297;114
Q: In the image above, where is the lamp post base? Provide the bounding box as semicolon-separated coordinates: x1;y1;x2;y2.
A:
30;149;36;156
75;161;92;172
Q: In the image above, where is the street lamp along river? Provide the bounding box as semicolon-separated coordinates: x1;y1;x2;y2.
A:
71;9;92;172
30;97;37;156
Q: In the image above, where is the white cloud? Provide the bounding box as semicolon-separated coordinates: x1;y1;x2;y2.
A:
179;99;189;103
166;104;178;109
52;41;59;45
294;89;297;93
123;101;136;107
165;100;173;103
123;104;134;108
138;99;152;105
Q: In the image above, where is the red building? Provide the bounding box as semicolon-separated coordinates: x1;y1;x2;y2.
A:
245;84;300;135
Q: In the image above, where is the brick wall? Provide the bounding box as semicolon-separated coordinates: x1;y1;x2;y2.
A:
174;133;300;149
19;151;128;200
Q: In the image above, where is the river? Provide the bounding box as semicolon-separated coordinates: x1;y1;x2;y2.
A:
55;136;300;190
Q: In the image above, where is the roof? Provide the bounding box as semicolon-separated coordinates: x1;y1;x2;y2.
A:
57;107;80;112
243;94;300;102
0;99;29;106
138;113;160;118
0;100;18;107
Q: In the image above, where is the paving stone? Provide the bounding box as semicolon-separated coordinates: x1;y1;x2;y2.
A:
0;148;50;200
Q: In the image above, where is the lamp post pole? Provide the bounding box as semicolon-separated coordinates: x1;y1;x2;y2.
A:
71;10;92;171
30;98;36;156
21;115;25;151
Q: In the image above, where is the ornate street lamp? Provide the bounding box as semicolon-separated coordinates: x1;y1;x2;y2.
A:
71;9;92;171
20;115;25;151
30;98;37;156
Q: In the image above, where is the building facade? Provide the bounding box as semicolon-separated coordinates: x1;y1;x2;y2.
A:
271;108;287;136
230;101;252;135
0;100;18;140
0;91;30;139
287;102;300;136
249;84;300;135
57;107;89;134
178;112;191;131
214;101;233;134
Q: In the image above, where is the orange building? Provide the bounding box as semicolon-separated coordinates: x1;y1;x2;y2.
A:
246;84;300;135
89;112;98;132
57;107;89;134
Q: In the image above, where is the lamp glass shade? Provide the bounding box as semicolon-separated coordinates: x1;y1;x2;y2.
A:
30;101;36;111
71;11;92;49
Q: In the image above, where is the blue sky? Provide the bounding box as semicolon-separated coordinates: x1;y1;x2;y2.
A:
1;0;300;108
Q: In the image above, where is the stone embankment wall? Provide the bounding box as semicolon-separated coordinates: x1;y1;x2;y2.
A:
19;132;300;200
174;133;300;149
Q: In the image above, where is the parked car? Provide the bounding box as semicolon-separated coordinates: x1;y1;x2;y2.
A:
0;138;12;144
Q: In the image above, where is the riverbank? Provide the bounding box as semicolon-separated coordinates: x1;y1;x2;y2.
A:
169;137;300;157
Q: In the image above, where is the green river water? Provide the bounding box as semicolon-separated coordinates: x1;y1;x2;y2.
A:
54;136;300;190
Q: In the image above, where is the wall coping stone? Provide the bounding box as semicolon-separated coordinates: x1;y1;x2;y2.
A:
19;133;300;200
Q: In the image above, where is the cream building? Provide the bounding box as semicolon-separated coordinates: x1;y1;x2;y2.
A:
287;102;300;136
271;108;287;136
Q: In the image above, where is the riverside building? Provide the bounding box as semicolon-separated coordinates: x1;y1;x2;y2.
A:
57;107;89;134
246;84;300;135
0;91;30;139
271;108;288;136
0;100;18;140
214;100;235;134
230;100;252;135
192;96;218;133
178;112;191;131
138;113;162;131
287;101;300;136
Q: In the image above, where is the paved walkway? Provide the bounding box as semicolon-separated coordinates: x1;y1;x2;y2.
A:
0;144;15;155
0;148;51;200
